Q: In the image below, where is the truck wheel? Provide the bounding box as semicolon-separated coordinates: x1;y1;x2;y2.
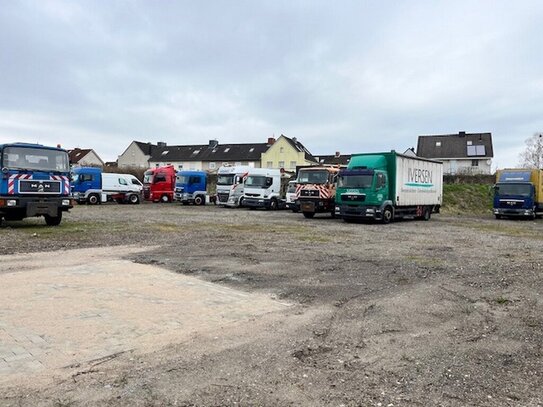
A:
88;194;100;205
129;194;140;204
194;195;205;206
302;212;315;219
381;206;393;224
160;195;170;203
44;211;62;226
269;199;278;210
238;197;244;208
423;207;432;221
495;214;502;219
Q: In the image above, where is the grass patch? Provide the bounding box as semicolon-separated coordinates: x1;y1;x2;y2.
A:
442;184;493;215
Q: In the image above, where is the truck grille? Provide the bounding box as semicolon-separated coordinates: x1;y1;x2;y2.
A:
19;180;61;194
300;189;319;197
341;193;365;202
217;193;229;203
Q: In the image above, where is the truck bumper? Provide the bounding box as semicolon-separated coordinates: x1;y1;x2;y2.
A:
0;196;73;218
243;198;270;208
299;199;333;213
338;204;380;220
493;207;535;217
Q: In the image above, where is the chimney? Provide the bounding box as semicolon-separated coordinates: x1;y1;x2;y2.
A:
267;137;276;145
209;139;219;149
335;151;340;158
459;131;466;137
157;141;167;147
292;137;297;143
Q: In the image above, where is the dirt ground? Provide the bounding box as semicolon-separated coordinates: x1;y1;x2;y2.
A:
1;203;542;406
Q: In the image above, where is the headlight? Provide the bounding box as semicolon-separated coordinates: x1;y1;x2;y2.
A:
366;208;375;213
7;199;17;207
62;199;71;206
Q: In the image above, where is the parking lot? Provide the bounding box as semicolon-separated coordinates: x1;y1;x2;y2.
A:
1;204;542;406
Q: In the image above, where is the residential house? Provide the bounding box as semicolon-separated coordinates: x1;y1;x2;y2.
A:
260;135;317;170
416;131;494;175
68;148;104;168
118;141;165;168
148;140;271;171
313;152;351;166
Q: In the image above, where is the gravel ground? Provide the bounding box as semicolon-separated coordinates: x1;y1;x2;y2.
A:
1;203;543;406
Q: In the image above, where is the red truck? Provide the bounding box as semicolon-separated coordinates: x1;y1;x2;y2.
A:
143;165;177;202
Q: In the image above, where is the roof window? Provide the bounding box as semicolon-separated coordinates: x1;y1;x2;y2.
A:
435;141;441;147
161;150;169;156
224;147;230;152
467;145;486;156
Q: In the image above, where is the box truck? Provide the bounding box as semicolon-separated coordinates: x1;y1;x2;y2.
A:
336;151;443;223
71;167;142;204
493;169;543;219
216;165;252;207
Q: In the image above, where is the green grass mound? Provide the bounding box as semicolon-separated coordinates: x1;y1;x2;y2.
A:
442;184;493;215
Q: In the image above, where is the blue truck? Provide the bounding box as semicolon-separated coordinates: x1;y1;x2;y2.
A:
71;167;143;205
174;170;214;205
493;169;543;219
0;142;72;226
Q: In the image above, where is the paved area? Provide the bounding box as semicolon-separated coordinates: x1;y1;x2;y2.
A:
0;246;289;384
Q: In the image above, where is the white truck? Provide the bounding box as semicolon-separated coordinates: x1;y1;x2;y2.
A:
71;167;143;204
242;168;288;210
216;165;253;207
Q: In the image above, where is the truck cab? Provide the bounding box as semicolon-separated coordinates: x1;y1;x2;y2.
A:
295;166;340;218
143;165;176;202
216;165;251;207
243;168;285;210
175;170;209;205
0;142;72;226
285;180;299;212
493;169;543;219
71;167;102;204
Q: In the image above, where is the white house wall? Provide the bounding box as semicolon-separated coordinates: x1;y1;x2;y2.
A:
118;142;150;168
441;159;492;175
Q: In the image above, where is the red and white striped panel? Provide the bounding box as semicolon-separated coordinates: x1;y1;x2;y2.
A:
8;174;31;194
51;175;70;195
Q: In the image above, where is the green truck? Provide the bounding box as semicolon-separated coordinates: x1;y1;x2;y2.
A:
335;151;443;223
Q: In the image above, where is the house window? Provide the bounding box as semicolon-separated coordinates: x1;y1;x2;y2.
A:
471;160;479;167
278;161;285;169
290;161;297;169
155;164;159;168
267;161;273;168
209;162;216;169
467;140;473;146
435;141;441;147
248;162;255;168
178;165;183;170
235;162;241;166
279;147;284;153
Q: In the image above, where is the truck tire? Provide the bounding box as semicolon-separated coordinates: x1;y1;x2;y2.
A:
269;199;278;210
495;214;502;219
423;206;432;221
44;211;62;226
381;206;393;224
194;195;205;206
129;194;140;204
160;194;170;203
302;212;315;219
238;197;244;208
88;194;100;205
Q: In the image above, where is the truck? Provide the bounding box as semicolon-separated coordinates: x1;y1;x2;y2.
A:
216;165;252;207
143;165;177;202
285;180;299;212
71;167;143;205
243;168;288;210
493;169;543;219
296;165;342;218
0;142;72;226
336;151;443;223
174;170;215;205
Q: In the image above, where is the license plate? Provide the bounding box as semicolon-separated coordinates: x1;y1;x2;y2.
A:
301;202;315;212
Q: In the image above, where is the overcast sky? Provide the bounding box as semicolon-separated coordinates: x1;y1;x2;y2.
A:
1;0;542;167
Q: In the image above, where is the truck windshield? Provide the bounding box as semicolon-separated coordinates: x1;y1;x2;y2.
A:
245;175;267;187
217;174;235;185
2;146;69;172
495;183;532;197
338;174;373;188
297;170;329;184
143;171;153;184
176;175;189;184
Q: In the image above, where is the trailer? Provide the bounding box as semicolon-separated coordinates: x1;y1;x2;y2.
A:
493;169;543;219
336;151;443;223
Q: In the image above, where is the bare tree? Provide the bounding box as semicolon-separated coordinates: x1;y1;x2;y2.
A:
519;133;543;168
